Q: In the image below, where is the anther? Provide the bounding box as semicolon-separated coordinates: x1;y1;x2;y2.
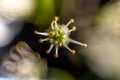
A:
55;41;58;44
62;39;65;43
55;16;59;21
83;44;87;47
56;34;60;37
70;19;75;23
34;30;38;34
39;38;49;43
71;50;76;54
72;26;76;31
59;43;62;46
51;31;56;36
66;18;75;27
39;38;44;43
54;54;59;58
50;39;53;43
46;50;50;54
69;26;77;32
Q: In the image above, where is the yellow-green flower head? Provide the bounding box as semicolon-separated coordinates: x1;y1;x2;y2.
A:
34;16;87;58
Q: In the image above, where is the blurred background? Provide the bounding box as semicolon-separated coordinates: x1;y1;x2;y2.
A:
1;0;120;80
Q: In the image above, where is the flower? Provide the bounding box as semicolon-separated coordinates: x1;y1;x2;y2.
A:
34;16;87;58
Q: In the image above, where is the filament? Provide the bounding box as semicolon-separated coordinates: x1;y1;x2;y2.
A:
34;31;49;36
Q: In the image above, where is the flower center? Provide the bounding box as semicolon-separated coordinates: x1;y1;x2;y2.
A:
34;16;87;58
49;25;70;46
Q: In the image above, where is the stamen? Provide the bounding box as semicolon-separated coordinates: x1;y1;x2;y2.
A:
62;39;65;43
51;21;55;29
55;16;59;21
46;44;54;54
59;42;62;46
50;39;53;43
55;41;58;44
83;44;87;47
54;16;59;27
72;26;76;31
63;44;75;54
66;19;75;27
34;30;38;34
69;26;76;32
56;34;60;37
34;30;49;36
54;46;59;58
51;31;56;36
63;35;67;38
70;39;87;47
63;44;71;51
39;38;49;43
70;19;75;23
71;50;76;54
